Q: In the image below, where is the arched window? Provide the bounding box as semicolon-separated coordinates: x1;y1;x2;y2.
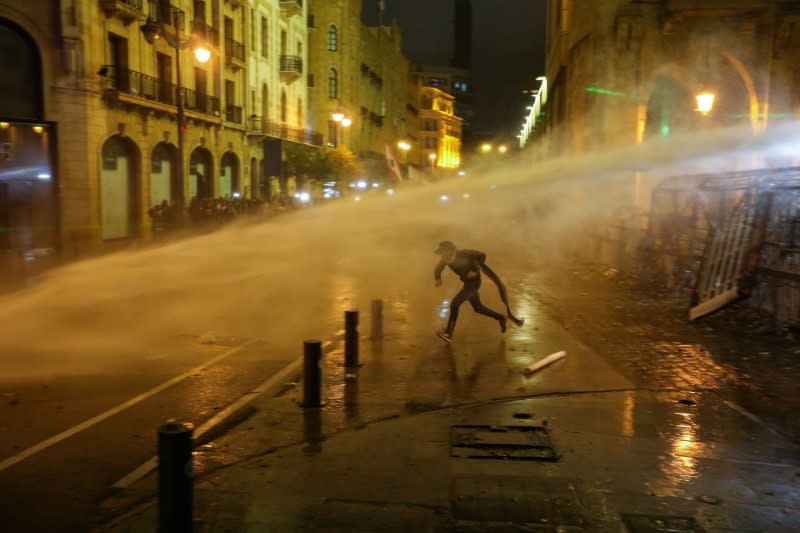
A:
328;68;338;99
280;90;287;122
327;25;338;51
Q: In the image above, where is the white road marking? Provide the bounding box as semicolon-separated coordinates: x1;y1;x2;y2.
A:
112;337;338;489
722;399;786;438
0;339;259;474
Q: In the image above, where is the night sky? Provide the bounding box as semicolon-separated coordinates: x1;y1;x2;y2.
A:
362;0;547;138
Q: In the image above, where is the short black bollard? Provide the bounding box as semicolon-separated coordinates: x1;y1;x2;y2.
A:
158;420;194;533
344;310;361;367
301;340;325;407
370;299;384;340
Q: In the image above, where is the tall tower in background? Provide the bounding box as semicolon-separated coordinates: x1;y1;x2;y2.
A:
452;0;472;69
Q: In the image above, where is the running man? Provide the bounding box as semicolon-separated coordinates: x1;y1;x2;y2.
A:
434;241;524;343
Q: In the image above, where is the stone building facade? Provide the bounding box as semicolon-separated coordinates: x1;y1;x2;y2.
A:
542;0;800;156
306;0;414;176
0;0;312;259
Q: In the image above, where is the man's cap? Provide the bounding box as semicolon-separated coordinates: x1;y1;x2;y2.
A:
434;240;456;254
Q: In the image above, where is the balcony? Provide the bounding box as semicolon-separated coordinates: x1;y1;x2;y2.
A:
184;88;220;117
102;66;221;120
225;105;243;125
99;0;144;25
280;55;303;83
279;0;303;18
247;116;322;147
225;37;245;69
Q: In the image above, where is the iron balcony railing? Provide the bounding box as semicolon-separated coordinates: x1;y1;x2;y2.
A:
226;104;243;124
248;115;322;147
184;87;220;116
225;38;245;63
280;55;303;74
105;66;221;118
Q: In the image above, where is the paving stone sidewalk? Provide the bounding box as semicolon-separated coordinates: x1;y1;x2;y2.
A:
529;261;800;443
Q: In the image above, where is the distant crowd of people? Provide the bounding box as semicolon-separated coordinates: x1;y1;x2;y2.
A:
148;195;295;235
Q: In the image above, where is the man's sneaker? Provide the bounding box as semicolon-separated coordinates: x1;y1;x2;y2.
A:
437;329;453;343
499;316;508;333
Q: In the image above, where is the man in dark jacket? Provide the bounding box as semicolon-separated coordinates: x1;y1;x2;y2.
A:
434;241;523;343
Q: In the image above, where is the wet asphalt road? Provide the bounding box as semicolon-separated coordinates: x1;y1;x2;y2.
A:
0;336;296;533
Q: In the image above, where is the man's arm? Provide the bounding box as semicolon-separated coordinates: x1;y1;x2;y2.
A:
434;259;447;286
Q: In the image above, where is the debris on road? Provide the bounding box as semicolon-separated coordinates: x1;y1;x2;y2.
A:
522;350;567;375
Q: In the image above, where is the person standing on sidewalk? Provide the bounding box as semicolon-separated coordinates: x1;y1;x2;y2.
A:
434;241;524;343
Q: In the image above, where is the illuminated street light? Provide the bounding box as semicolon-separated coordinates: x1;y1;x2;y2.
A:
341;117;352;127
194;46;211;63
498;145;508;154
332;112;345;122
480;143;493;153
696;91;715;115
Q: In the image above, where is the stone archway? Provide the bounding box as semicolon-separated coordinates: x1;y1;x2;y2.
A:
0;18;43;120
100;135;141;240
189;147;214;199
220;151;240;197
150;141;178;206
643;75;696;141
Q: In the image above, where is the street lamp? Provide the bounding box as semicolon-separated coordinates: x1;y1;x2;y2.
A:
480;143;493;153
331;112;351;146
696;90;715;116
397;140;410;163
429;152;437;169
141;5;210;207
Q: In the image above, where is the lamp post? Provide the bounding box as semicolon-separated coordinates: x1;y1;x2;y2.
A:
429;152;437;170
141;5;210;209
331;112;351;147
397;141;410;164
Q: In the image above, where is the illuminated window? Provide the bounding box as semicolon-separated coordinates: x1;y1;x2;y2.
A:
327;25;338;51
328;68;338;98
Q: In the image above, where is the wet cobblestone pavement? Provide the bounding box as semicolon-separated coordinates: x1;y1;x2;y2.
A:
528;259;800;444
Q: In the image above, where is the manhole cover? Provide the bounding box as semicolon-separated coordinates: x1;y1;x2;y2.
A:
450;425;557;461
621;514;705;533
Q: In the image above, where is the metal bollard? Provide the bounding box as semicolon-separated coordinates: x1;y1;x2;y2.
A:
301;340;325;407
158;420;194;533
344;310;361;367
370;299;384;339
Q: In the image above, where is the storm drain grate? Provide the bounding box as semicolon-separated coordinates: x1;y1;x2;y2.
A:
621;514;706;533
450;424;558;461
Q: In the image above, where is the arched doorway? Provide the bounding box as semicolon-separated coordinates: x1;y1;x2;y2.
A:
643;76;695;141
100;135;141;240
220;151;240;197
150;141;178;206
189;147;214;199
249;157;259;199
